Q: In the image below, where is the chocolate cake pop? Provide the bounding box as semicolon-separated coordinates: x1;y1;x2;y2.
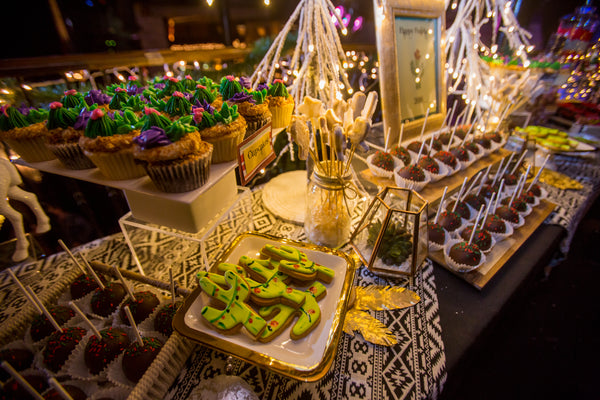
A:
438;132;454;145
484;214;507;234
70;273;107;300
437;210;462;233
122;336;164;383
430;137;443;151
475;136;492;150
417;155;440;174
463;193;486;210
0;348;33;380
407;141;427;154
449;241;482;266
484;131;502;143
90;282;126;317
371;150;395;171
118;291;160;326
446;200;471;219
397;164;427;182
433;150;457;169
30;305;75;342
450;146;470;162
464;140;481;156
428;222;447;245
390;145;411;165
519;192;535;204
527;183;542;197
42;327;87;372
84;327;130;375
495;205;520;224
43;385;87;400
154;301;182;336
460;225;492;252
502;173;518;186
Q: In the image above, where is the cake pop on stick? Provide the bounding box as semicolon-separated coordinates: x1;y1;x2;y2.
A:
69;301;101;338
415;139;426;162
58;240;86;275
493;180;505;213
123;306;144;347
7;269;42;313
507;175;524;208
460;115;477;146
491;157;506;187
468;205;485;246
499;153;515;180
169;267;176;305
477;165;492;195
427;133;435;156
434;186;448;224
527;154;550;191
48;377;75;400
452;177;469;212
480;193;496;230
1;361;44;400
26;286;62;332
461;171;482;201
446;124;457;151
516;165;532;199
79;253;105;290
113;266;136;302
510;150;527;175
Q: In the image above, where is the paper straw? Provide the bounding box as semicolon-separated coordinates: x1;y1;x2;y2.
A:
508;175;524;208
416;139;426;162
384;126;391;152
397;121;405;147
7;269;42;313
510;150;528;175
443;101;457;128
48;377;74;400
461;171;482;201
419;107;430;140
494;180;505;213
113;266;136;302
453;177;469;212
446;124;457;151
461;117;477;145
58;239;86;275
169;267;176;305
468;205;485;246
481;192;496;230
499;153;515;179
516;165;532;199
1;362;44;400
26;286;62;332
69;301;101;338
527;154;550;191
427;133;435;155
491;157;506;187
79;254;105;290
434;186;448;224
477;165;492;195
123;306;144;347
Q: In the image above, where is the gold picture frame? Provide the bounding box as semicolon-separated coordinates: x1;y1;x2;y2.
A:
373;0;446;144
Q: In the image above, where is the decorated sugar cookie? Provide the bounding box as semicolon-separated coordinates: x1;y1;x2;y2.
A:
198;270;267;338
259;282;327;342
260;244;335;284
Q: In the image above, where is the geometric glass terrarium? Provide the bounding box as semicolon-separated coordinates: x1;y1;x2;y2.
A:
349;187;428;279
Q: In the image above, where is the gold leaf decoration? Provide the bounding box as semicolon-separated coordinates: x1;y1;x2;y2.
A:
353;285;420;311
343;309;398;346
533;167;583;190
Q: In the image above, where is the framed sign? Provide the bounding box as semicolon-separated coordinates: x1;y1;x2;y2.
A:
373;0;446;144
237;123;276;185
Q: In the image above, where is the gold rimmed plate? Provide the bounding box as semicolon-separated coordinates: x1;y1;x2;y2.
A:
173;232;357;381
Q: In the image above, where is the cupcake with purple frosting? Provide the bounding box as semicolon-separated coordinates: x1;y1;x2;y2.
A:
133;116;212;192
226;89;270;134
192;102;246;163
85;89;112;110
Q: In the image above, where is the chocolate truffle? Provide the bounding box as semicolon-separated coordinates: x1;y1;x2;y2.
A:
122;337;163;382
446;200;471;220
30;305;75;342
496;205;520;224
417;156;440;174
484;214;507;233
407;141;427;154
397;164;426;182
42;326;87;372
119;291;160;325
0;348;33;380
154;301;182;336
43;385;87;400
84;327;130;375
371;151;395;171
90;282;126;317
460;225;492;251
428;222;446;245
70;273;107;299
450;146;470;162
390;145;411;165
433;150;457;169
449;241;482;266
1;374;48;400
437;210;462;233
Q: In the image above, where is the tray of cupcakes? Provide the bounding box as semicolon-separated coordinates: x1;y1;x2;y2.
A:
426;154;555;289
0;245;195;400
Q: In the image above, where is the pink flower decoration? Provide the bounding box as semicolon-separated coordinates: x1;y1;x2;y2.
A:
50;102;63;109
0;105;8;116
185;75;193;80
114;87;126;93
169;77;179;82
144;106;160;116
173;91;184;98
193;107;205;124
90;108;104;120
226;75;235;81
273;79;283;84
196;84;207;90
64;89;77;96
128;76;138;81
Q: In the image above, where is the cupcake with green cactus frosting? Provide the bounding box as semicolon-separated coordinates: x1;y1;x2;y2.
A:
0;104;54;162
164;91;192;120
192;84;221;110
266;79;295;129
78;108;146;179
133;115;213;192
192;102;247;163
108;87;130;111
226;87;271;134
60;89;85;109
45;102;96;169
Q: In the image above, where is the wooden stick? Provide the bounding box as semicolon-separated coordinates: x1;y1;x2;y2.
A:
113;266;136;302
48;377;74;400
58;239;86;275
169;267;176;305
68;301;101;338
480;192;496;230
434;186;448;224
123;305;144;347
79;254;105;290
1;362;44;400
26;286;61;332
7;269;42;313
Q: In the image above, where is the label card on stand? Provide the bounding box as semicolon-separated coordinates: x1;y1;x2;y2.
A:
237;123;276;185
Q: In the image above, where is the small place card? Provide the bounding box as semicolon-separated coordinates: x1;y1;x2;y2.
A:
237;123;276;185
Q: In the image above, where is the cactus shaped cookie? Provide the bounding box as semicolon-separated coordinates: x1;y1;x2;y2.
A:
261;244;335;284
258;281;327;342
198;270;267;338
235;257;306;308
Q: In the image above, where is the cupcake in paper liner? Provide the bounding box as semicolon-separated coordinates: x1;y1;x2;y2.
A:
41;379;96;400
0;105;55;163
79;108;147;180
482;215;514;242
227;89;271;134
443;239;487;273
112;286;162;329
457;225;496;254
0;340;35;380
192;102;247;164
67;326;132;381
106;333;164;388
266;79;295;129
89;385;131;400
393;164;431;192
133;117;213;193
366;151;402;179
